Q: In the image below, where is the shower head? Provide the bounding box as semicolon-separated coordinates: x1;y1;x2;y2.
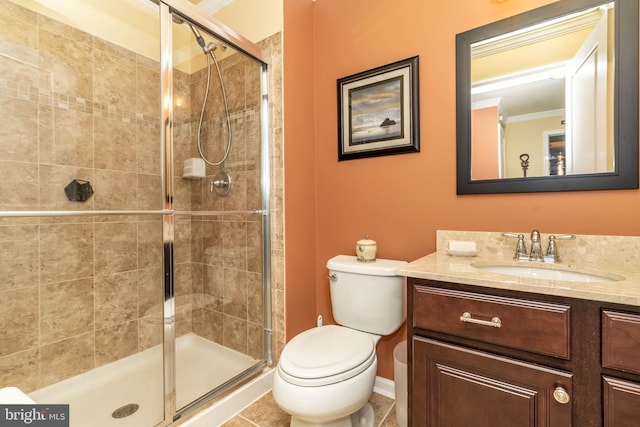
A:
187;24;227;55
206;42;227;53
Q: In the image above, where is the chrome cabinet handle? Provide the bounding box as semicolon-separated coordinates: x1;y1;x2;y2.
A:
553;386;570;404
459;312;502;328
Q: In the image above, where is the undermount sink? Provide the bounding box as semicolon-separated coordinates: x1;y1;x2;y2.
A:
473;264;621;283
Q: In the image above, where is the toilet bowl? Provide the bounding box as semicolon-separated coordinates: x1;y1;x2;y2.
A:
273;325;379;426
273;255;407;427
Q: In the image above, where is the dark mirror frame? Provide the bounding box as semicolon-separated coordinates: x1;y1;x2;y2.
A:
456;0;639;194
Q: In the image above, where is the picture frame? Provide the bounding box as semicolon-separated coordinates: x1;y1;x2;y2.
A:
337;56;420;161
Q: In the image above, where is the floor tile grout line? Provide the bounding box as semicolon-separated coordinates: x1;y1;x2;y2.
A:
238;414;260;426
378;401;396;427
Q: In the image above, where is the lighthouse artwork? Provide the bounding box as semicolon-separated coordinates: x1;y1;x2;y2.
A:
337;56;420;161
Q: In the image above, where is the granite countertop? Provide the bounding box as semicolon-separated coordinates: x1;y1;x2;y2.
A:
396;230;640;307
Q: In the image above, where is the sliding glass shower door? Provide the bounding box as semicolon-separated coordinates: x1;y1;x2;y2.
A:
166;4;271;413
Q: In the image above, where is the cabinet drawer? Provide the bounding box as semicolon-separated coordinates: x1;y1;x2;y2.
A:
602;310;640;374
413;286;571;358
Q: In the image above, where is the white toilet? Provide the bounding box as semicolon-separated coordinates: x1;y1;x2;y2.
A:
272;255;407;427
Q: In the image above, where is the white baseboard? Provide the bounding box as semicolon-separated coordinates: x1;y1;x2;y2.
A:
373;376;396;399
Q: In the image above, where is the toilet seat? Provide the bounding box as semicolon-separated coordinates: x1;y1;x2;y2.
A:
278;325;376;387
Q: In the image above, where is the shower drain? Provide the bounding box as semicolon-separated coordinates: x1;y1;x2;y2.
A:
112;403;140;419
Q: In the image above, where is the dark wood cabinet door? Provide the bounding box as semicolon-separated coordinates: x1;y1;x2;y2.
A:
602;310;640;375
603;376;640;427
413;337;573;427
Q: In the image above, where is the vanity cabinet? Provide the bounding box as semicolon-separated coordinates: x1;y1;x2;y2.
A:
603;376;640;426
413;338;572;426
601;310;640;427
408;278;640;427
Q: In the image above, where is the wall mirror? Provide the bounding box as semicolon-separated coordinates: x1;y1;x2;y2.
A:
456;0;638;194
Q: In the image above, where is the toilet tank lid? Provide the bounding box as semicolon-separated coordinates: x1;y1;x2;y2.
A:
327;255;407;276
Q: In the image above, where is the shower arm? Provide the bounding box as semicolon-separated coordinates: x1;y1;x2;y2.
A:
188;24;207;53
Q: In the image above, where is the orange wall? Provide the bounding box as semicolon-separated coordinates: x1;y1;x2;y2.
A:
282;0;316;339
284;0;640;380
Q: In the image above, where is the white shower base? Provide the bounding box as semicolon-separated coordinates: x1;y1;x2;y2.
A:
29;334;258;427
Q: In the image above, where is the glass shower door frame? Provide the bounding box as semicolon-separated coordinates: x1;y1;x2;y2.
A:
158;0;272;423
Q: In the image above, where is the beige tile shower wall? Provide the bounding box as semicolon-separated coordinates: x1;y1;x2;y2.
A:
263;33;285;365
0;0;285;394
0;1;164;392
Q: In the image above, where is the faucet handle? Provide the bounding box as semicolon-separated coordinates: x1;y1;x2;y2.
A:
501;233;528;260
546;235;559;262
501;232;520;238
545;234;575;263
554;234;576;241
514;234;528;260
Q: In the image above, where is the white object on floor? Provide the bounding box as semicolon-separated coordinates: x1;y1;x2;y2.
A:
0;387;35;404
393;341;408;427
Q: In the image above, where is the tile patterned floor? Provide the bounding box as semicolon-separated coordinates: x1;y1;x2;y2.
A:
222;392;400;427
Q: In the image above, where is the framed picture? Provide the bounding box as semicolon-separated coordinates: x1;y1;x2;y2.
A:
337;56;420;161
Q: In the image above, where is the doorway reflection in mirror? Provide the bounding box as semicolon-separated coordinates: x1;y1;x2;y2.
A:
470;2;614;180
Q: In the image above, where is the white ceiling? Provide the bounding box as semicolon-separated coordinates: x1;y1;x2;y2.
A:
190;0;235;14
473;77;565;122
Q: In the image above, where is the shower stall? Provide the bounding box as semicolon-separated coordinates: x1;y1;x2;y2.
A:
0;0;280;425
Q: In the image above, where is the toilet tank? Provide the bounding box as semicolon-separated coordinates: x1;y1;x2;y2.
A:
327;255;407;336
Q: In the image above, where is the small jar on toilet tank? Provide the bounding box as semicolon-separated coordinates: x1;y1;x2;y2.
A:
356;235;377;262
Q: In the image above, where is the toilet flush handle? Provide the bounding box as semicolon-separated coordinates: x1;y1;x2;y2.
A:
327;273;338;281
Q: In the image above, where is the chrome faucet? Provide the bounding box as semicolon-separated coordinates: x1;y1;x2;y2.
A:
502;230;576;263
529;230;544;262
